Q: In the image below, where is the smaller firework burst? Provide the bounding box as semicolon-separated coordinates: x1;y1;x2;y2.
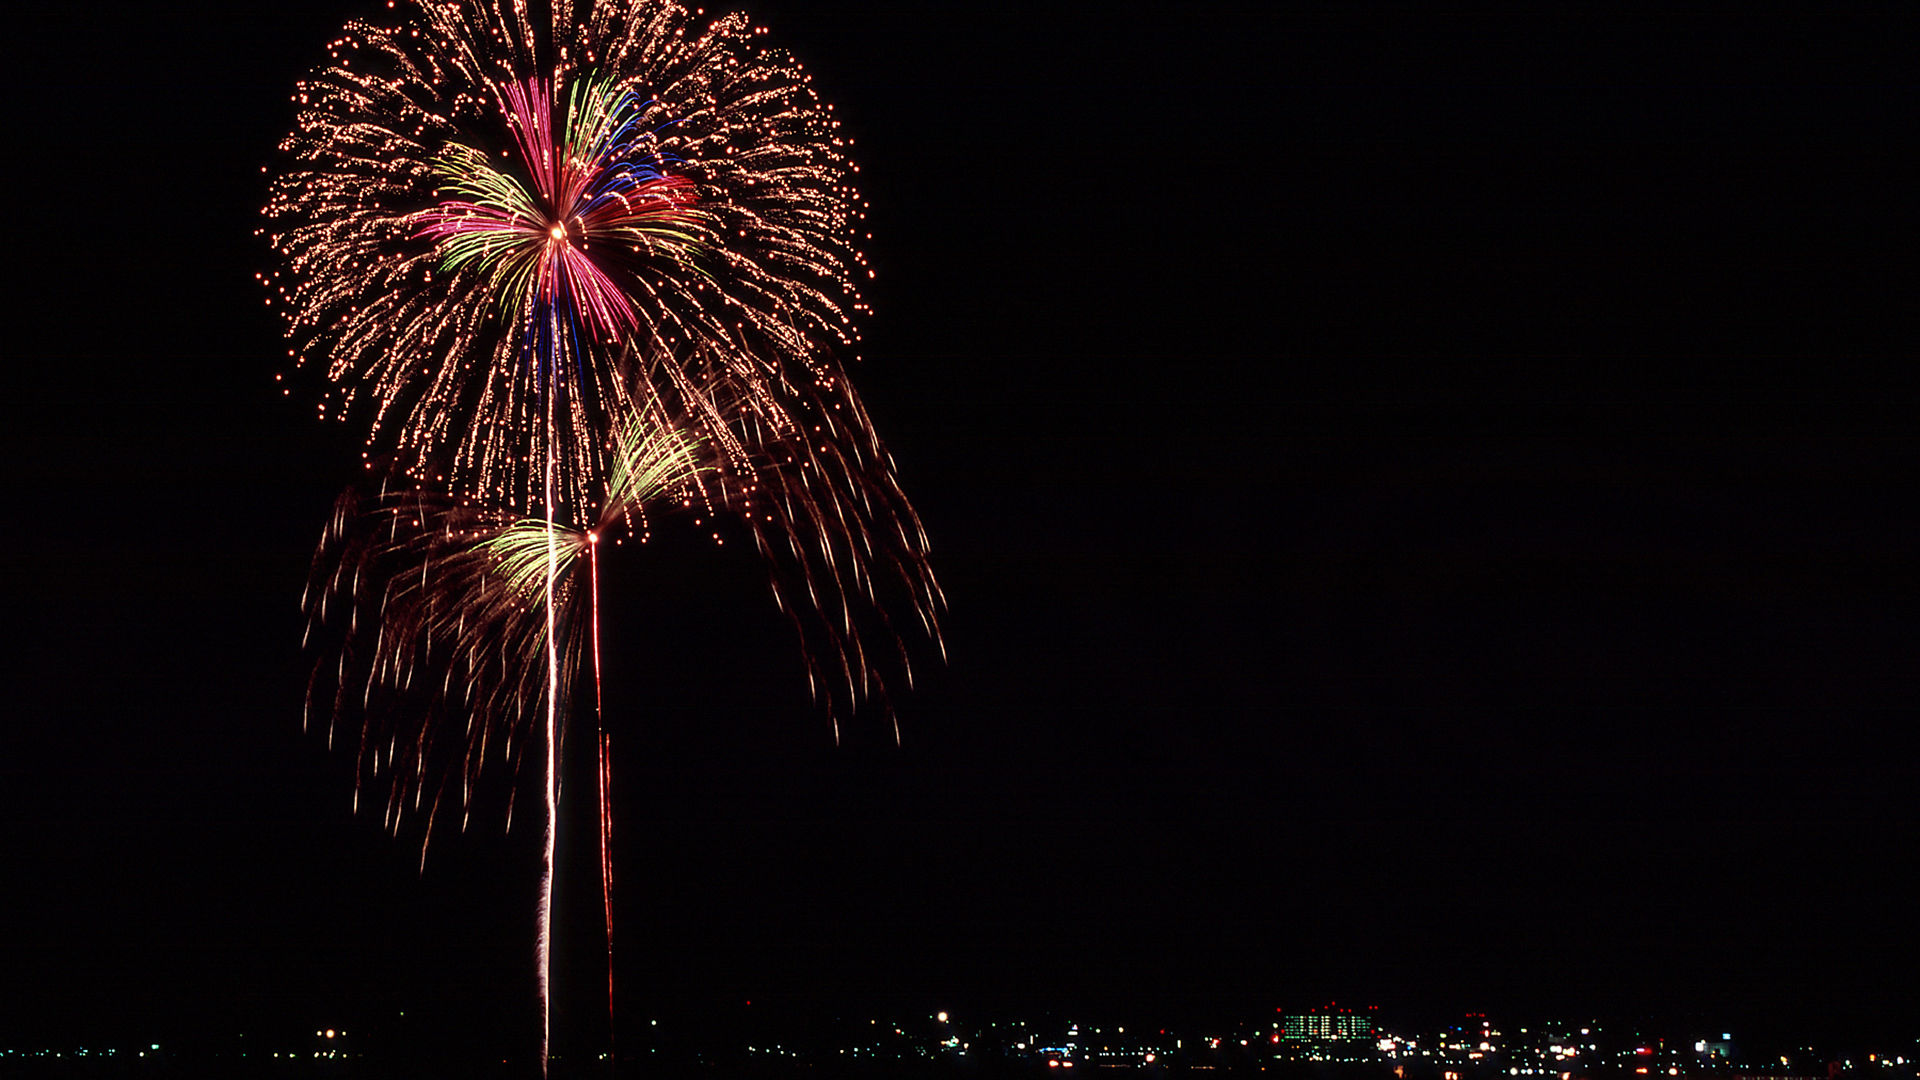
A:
303;405;711;849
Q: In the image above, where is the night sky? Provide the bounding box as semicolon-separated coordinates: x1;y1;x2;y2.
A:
3;0;1914;1058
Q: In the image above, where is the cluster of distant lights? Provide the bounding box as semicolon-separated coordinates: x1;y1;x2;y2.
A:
0;1031;359;1064
771;1010;1920;1075
0;1044;158;1059
8;1015;1913;1070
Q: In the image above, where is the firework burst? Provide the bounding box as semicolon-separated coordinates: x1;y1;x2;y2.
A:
270;1;942;1068
264;0;880;525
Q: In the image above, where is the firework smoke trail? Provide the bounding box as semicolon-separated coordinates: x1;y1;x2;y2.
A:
598;731;615;1040
539;311;560;1072
590;533;617;1052
273;0;947;1069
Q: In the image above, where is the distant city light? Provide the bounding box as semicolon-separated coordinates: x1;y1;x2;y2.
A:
11;1003;1895;1074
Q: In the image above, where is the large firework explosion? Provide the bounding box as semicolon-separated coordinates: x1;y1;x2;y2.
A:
264;0;885;523
264;0;942;1069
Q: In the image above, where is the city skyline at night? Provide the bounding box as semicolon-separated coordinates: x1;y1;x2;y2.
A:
3;994;1914;1077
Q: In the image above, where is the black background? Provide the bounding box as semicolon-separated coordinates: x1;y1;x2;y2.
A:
2;0;1914;1058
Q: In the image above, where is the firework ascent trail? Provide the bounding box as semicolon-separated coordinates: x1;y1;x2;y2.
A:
268;0;944;1072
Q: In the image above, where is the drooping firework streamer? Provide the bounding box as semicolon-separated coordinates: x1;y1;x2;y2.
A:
302;401;719;1064
269;0;945;1070
297;371;942;1067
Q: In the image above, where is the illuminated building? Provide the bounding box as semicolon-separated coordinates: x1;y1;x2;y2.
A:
1280;1003;1376;1042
